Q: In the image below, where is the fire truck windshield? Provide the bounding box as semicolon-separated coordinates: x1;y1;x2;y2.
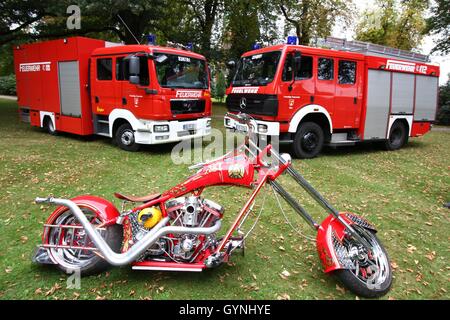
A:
154;53;208;89
232;51;281;86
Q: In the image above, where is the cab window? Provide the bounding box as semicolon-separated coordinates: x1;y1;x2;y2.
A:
282;54;293;82
338;60;356;84
116;57;129;81
295;56;313;80
318;58;334;80
97;58;112;80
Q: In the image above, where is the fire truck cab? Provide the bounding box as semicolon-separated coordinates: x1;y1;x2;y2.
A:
224;38;440;158
14;37;212;151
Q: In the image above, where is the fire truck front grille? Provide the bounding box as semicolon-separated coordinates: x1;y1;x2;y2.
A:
171;100;205;115
226;94;278;116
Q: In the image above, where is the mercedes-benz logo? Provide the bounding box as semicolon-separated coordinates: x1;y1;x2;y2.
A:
239;97;247;110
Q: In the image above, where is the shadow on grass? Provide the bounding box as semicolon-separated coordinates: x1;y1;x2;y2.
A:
278;140;427;159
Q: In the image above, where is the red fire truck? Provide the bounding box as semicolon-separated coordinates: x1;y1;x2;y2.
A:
14;37;212;151
224;37;440;158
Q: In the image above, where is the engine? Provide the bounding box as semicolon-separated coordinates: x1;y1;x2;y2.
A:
127;196;223;262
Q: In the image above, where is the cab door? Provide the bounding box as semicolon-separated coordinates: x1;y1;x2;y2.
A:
334;59;362;129
314;56;335;118
279;53;315;120
91;57;116;115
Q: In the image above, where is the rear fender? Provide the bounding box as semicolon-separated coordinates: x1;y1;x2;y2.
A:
42;195;120;243
316;212;376;273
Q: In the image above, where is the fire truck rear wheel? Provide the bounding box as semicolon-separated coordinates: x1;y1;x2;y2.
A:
292;122;324;159
44;117;57;136
384;121;408;151
115;123;140;152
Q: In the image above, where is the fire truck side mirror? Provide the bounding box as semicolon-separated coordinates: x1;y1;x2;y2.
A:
128;55;141;85
129;75;140;85
129;56;141;76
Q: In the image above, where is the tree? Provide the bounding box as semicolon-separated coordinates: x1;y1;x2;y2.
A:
214;71;226;102
0;0;178;46
355;0;428;51
182;0;224;59
221;0;261;61
278;0;354;46
426;0;450;54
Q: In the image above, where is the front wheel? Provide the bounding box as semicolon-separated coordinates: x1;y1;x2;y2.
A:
292;122;324;159
115;123;140;152
334;225;392;298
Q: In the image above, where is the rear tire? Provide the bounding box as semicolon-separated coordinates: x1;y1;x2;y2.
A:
115;123;140;152
384;121;408;151
44;117;57;136
292;122;324;159
47;208;123;277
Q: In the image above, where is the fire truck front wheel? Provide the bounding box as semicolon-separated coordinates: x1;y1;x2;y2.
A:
292;122;324;159
115;123;140;152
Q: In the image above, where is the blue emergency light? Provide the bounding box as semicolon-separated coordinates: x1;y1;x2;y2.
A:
252;43;261;50
287;36;298;45
146;34;157;45
186;42;193;51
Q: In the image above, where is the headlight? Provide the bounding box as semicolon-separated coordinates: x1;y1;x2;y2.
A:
258;124;268;133
154;125;169;132
280;153;291;164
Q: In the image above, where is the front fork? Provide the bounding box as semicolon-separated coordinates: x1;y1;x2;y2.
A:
269;150;372;251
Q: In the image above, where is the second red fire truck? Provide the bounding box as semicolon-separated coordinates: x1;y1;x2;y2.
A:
225;37;440;158
14;37;212;151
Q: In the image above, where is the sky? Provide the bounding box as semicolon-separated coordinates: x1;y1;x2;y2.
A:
333;0;449;85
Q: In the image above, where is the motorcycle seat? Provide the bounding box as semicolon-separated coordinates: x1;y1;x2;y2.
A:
113;192;161;203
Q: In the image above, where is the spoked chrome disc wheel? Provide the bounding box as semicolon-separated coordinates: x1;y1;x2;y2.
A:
47;208;102;271
340;225;391;293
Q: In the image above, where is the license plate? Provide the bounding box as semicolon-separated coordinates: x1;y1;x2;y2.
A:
183;123;196;131
235;124;248;133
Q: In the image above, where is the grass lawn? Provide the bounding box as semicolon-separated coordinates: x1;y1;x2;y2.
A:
0;98;448;300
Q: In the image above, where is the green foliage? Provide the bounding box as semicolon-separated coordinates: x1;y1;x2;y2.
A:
213;70;226;102
355;0;428;51
278;0;355;45
0;74;16;95
437;77;450;125
425;0;450;54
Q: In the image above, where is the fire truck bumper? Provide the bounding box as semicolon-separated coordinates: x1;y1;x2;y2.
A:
134;117;212;145
224;115;280;136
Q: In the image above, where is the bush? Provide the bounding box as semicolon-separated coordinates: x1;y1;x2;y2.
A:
0;74;16;96
436;105;450;125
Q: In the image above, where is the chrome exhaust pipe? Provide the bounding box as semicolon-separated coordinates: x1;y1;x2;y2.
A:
35;197;222;266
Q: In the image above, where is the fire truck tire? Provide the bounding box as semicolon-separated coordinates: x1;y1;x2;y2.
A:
292;122;324;159
44;117;57;136
115;123;141;152
384;121;408;151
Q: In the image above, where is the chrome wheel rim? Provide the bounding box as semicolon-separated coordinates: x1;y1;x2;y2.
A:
48;209;101;270
121;130;135;146
343;225;390;290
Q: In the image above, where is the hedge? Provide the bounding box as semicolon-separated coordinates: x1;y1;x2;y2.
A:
0;74;16;96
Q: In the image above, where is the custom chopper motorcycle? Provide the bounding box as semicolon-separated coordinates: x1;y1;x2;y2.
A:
33;113;392;298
